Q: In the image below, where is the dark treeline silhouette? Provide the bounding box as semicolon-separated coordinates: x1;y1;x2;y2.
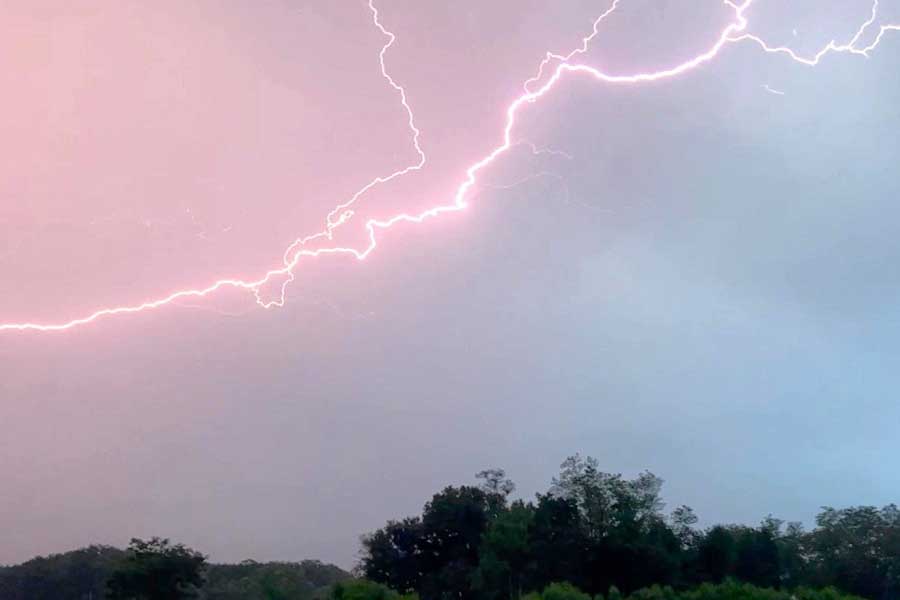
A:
0;538;349;599
2;455;897;599
359;456;900;600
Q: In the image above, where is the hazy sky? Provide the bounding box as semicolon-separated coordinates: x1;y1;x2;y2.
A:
3;0;900;569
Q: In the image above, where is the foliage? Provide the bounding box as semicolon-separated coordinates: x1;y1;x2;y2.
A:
653;580;864;600
346;581;866;600
520;581;864;600
4;456;900;600
473;500;534;599
205;559;351;599
106;537;207;599
361;456;900;600
361;484;498;599
359;517;424;594
805;505;900;599
330;578;418;600
0;543;349;600
540;582;593;600
0;545;124;600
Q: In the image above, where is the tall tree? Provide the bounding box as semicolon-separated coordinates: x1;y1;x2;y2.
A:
418;486;494;599
361;518;425;595
694;526;737;584
362;486;496;600
669;506;699;549
526;494;588;592
473;501;534;600
807;505;900;599
734;523;781;589
106;538;206;600
549;456;666;542
477;469;517;518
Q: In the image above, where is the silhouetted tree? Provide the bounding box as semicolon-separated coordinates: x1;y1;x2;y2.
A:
694;527;738;584
0;545;123;600
734;523;780;589
473;501;534;600
806;505;900;599
354;456;900;599
106;538;206;600
418;486;494;599
362;486;495;600
670;506;700;549
526;494;588;592
361;518;424;594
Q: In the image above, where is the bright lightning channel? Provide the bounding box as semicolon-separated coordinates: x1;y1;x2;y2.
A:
1;0;898;333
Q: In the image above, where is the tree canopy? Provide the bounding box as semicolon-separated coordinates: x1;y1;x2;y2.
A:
2;457;898;600
360;457;900;600
0;543;349;600
106;538;207;600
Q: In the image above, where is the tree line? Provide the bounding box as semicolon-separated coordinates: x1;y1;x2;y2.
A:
2;455;898;599
359;456;900;600
0;540;349;600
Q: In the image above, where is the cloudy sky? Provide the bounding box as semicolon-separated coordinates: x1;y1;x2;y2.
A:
2;0;900;569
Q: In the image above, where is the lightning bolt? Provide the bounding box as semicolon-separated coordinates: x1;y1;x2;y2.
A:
2;0;899;333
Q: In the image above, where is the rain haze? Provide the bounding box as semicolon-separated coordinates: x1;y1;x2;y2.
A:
2;0;900;573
